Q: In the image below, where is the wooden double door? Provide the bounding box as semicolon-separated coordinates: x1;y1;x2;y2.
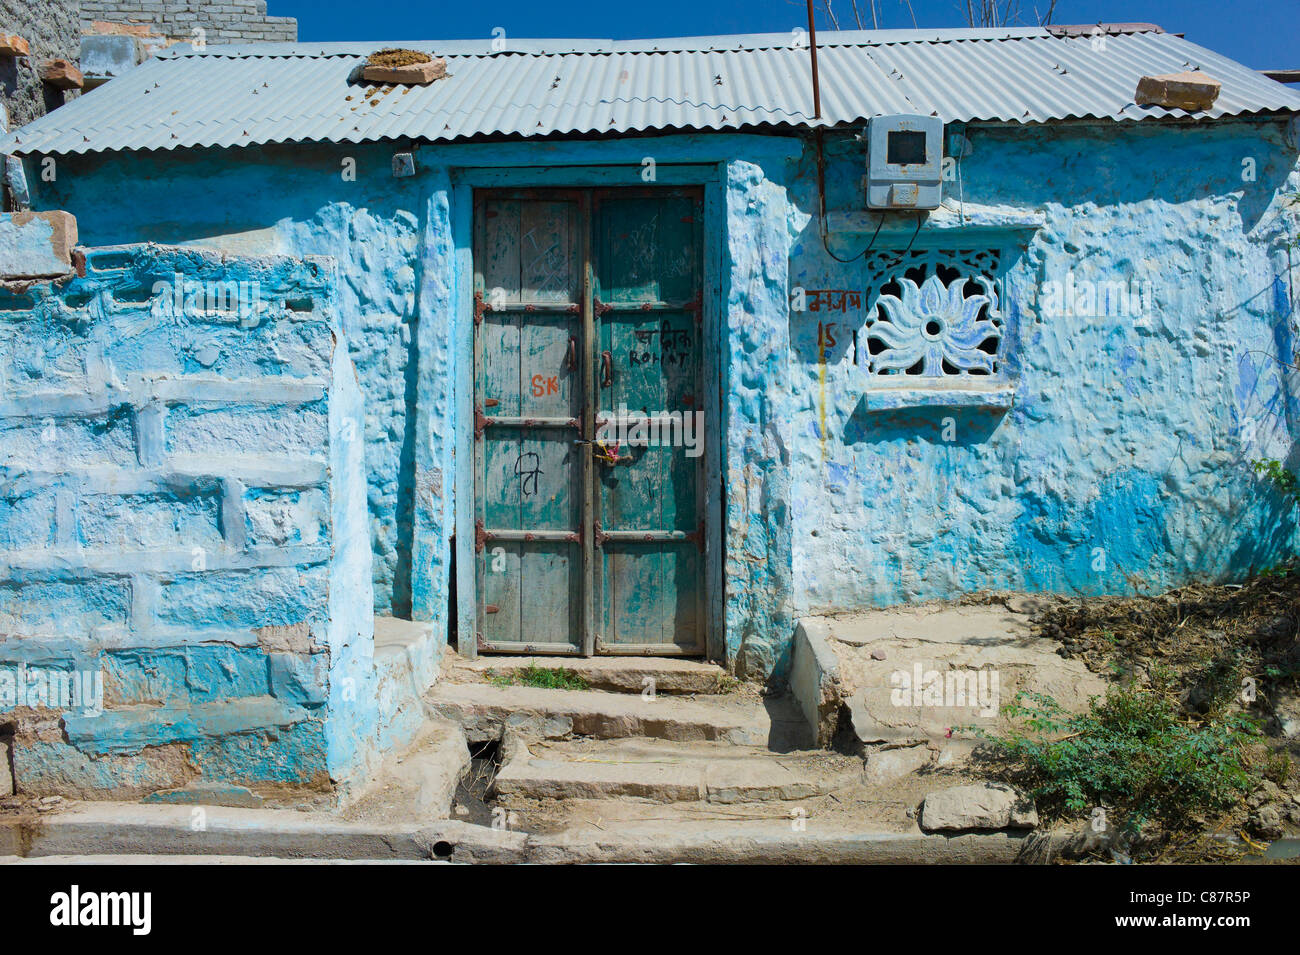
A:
473;187;706;655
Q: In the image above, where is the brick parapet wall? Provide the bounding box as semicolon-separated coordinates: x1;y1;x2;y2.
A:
80;0;297;45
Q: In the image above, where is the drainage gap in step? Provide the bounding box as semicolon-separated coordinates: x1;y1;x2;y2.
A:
451;738;506;829
0;722;15;796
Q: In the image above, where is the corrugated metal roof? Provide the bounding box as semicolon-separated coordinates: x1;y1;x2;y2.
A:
5;26;1299;156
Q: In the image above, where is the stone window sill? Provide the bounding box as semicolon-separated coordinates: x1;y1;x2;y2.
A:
860;382;1015;412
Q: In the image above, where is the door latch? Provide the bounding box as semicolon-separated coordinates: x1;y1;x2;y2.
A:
593;441;632;466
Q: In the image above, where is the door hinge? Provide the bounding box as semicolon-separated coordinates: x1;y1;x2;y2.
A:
688;294;703;326
474;290;490;325
474;404;488;438
475;518;488;552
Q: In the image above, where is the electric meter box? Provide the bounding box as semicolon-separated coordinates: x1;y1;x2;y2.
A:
865;114;944;210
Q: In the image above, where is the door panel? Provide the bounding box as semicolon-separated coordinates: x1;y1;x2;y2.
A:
481;197;580;305
597;194;699;305
475;194;584;653
595;193;704;654
473;188;704;656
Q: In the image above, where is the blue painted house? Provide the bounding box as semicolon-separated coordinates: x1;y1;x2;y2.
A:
1;24;1299;800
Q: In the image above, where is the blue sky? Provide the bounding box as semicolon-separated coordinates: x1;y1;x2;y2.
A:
275;0;1298;70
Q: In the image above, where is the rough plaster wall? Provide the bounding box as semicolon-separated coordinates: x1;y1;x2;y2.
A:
29;145;428;617
323;317;379;782
0;0;81;130
80;0;296;43
279;196;422;617
722;157;800;678
27;137;805;678
410;169;455;631
0;244;376;798
25;123;1300;679
787;119;1300;613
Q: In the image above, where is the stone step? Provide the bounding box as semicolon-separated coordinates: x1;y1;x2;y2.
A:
492;737;860;804
451;654;726;695
342;718;470;822
425;681;812;749
796;603;1109;749
0;800;1027;864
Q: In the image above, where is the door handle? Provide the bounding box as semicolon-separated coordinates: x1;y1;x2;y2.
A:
600;350;613;388
565;335;576;372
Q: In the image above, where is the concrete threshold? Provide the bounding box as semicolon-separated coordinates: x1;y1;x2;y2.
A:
451;654;726;695
0;801;1028;864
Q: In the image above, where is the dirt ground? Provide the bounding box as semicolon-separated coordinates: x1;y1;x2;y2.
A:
963;577;1300;860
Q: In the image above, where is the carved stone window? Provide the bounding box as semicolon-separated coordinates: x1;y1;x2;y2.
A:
857;248;1006;378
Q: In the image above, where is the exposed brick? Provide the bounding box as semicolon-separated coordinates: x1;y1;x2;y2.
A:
155;565;330;631
0;578;133;638
243;488;329;548
77;491;225;553
10;210;77;265
0;491;58;551
0;412;138;470
84;21;158;37
77;1;298;45
165;402;329;460
268;652;328;705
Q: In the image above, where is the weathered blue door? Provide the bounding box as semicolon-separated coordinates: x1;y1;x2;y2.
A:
593;191;705;653
473;188;705;656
